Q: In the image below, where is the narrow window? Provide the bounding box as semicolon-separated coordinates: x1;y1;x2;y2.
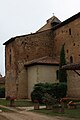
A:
69;28;71;35
73;43;75;46
10;49;11;66
70;56;73;63
56;70;59;80
67;50;68;53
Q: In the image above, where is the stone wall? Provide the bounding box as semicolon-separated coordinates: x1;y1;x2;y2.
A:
5;29;55;98
64;17;80;97
53;17;80;97
27;65;59;98
5;41;17;97
5;15;80;98
15;30;54;62
53;18;80;62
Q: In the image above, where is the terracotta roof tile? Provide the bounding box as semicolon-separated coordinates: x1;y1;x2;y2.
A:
24;56;59;67
0;77;5;84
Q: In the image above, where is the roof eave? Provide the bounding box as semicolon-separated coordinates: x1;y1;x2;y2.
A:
3;38;15;45
62;63;80;70
24;62;59;67
52;12;80;31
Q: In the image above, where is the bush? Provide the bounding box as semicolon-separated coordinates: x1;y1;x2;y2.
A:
52;83;67;100
31;82;67;103
31;90;43;103
31;83;45;103
43;93;57;106
0;87;5;98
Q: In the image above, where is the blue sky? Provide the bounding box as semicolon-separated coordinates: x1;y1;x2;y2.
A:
0;0;80;76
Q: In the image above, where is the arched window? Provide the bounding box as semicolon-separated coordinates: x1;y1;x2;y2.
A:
70;56;73;63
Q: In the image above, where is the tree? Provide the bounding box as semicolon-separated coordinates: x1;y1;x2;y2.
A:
59;44;67;82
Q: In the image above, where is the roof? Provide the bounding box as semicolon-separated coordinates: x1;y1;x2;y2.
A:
3;37;15;45
62;63;80;70
3;12;80;45
24;56;59;67
0;77;5;84
37;16;61;32
3;29;51;45
52;12;80;31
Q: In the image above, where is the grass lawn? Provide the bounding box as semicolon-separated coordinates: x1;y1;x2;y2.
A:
33;107;80;119
15;99;34;107
0;107;13;112
0;99;34;107
0;98;80;119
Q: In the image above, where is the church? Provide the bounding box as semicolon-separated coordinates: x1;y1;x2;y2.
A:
3;12;80;99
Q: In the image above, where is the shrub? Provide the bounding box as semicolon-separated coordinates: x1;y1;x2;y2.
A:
31;82;67;103
52;83;67;100
31;90;43;103
43;93;57;106
0;87;5;98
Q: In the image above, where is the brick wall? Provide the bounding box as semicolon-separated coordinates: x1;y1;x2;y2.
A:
5;29;55;98
53;17;80;97
5;16;80;98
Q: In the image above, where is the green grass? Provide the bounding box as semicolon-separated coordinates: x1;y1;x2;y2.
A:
33;108;80;119
15;99;34;107
0;99;34;107
0;99;80;119
0;99;9;106
0;107;13;112
64;108;80;118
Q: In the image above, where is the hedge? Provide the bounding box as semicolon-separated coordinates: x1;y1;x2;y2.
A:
31;82;67;103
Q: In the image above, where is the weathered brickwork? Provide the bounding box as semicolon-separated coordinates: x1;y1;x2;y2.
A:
53;18;80;58
53;17;80;97
5;30;55;98
4;13;80;98
15;30;54;62
64;18;80;97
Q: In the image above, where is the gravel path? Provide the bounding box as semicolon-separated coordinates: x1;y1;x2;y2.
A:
0;106;79;120
0;114;9;120
0;111;78;120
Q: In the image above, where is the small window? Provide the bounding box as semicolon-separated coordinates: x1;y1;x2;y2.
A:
73;43;75;46
56;70;59;80
67;50;68;53
69;28;71;35
27;55;29;58
10;49;11;66
70;56;73;63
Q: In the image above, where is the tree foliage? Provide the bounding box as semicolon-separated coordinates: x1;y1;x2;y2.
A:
59;44;67;82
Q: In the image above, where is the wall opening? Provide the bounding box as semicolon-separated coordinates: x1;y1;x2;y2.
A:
10;49;11;66
70;56;73;63
56;70;59;80
69;28;71;35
